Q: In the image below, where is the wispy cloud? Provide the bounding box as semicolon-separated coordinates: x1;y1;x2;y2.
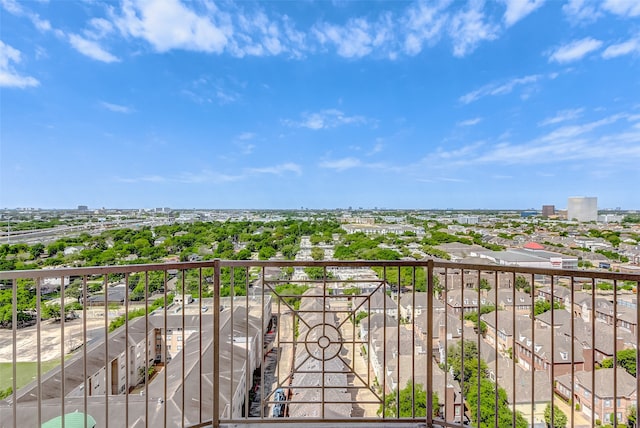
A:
422;112;640;168
5;0;521;63
401;0;449;56
0;0;52;33
457;117;482;126
602;0;640;17
562;0;603;23
368;140;384;155
318;157;386;171
548;37;602;63
502;0;545;27
0;41;39;88
178;170;244;184
69;34;119;63
182;76;243;105
107;0;503;60
100;101;134;113
313;13;396;59
318;157;362;171
448;0;499;57
283;109;370;130
538;108;584;126
116;175;166;183
247;162;302;176
234;132;256;154
563;0;639;24
602;36;640;59
459;74;542;104
118;162;301;185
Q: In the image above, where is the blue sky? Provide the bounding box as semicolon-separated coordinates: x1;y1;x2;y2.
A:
1;0;639;210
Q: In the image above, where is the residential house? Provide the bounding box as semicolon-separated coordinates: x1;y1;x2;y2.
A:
556;369;637;425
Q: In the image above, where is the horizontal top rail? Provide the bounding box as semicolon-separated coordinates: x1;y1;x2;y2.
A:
1;259;638;281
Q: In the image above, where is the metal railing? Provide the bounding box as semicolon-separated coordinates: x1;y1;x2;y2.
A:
0;260;638;427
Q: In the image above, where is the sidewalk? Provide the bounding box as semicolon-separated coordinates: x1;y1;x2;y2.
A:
336;308;379;417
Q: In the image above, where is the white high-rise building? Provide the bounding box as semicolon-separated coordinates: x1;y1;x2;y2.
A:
567;197;598;222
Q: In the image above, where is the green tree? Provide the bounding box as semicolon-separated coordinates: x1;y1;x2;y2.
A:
258;246;276;260
378;381;439;418
304;267;334;280
478;278;491;290
273;284;309;311
628;404;636;428
600;348;637;376
515;276;531;294
447;341;527;428
534;300;563;316
544;403;567;428
29;243;45;259
310;247;325;261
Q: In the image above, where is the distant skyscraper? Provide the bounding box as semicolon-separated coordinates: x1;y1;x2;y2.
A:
542;205;555;217
567;197;597;222
77;205;88;211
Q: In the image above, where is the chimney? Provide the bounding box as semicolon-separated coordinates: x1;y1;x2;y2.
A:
446;385;456;421
439;323;446;343
582;346;594;372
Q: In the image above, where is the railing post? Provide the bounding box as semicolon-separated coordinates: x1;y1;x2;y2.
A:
213;259;221;428
426;259;434;426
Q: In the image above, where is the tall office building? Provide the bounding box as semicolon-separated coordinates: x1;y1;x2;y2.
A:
542;205;555;217
567;197;597;222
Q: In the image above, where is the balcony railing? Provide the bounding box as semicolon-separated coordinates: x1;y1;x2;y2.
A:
0;260;638;428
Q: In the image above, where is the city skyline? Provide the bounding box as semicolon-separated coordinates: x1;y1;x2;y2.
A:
1;0;639;209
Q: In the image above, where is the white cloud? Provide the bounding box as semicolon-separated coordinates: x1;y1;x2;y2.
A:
602;36;640;59
602;0;640;17
448;0;499;57
100;101;134;113
562;0;603;23
247;163;301;176
178;170;243;184
283;109;369;130
313;14;395;59
502;0;545;27
85;17;115;39
457;117;482;126
235;132;256;154
368;140;384;155
548;37;602;63
318;157;387;171
114;0;228;53
424;112;640;168
538;108;584;126
459;74;541;104
69;34;119;62
401;0;449;55
0;0;51;32
319;157;362;171
0;40;39;88
116;175;166;183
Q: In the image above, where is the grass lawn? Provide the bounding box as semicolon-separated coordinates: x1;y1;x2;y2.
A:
0;360;61;392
